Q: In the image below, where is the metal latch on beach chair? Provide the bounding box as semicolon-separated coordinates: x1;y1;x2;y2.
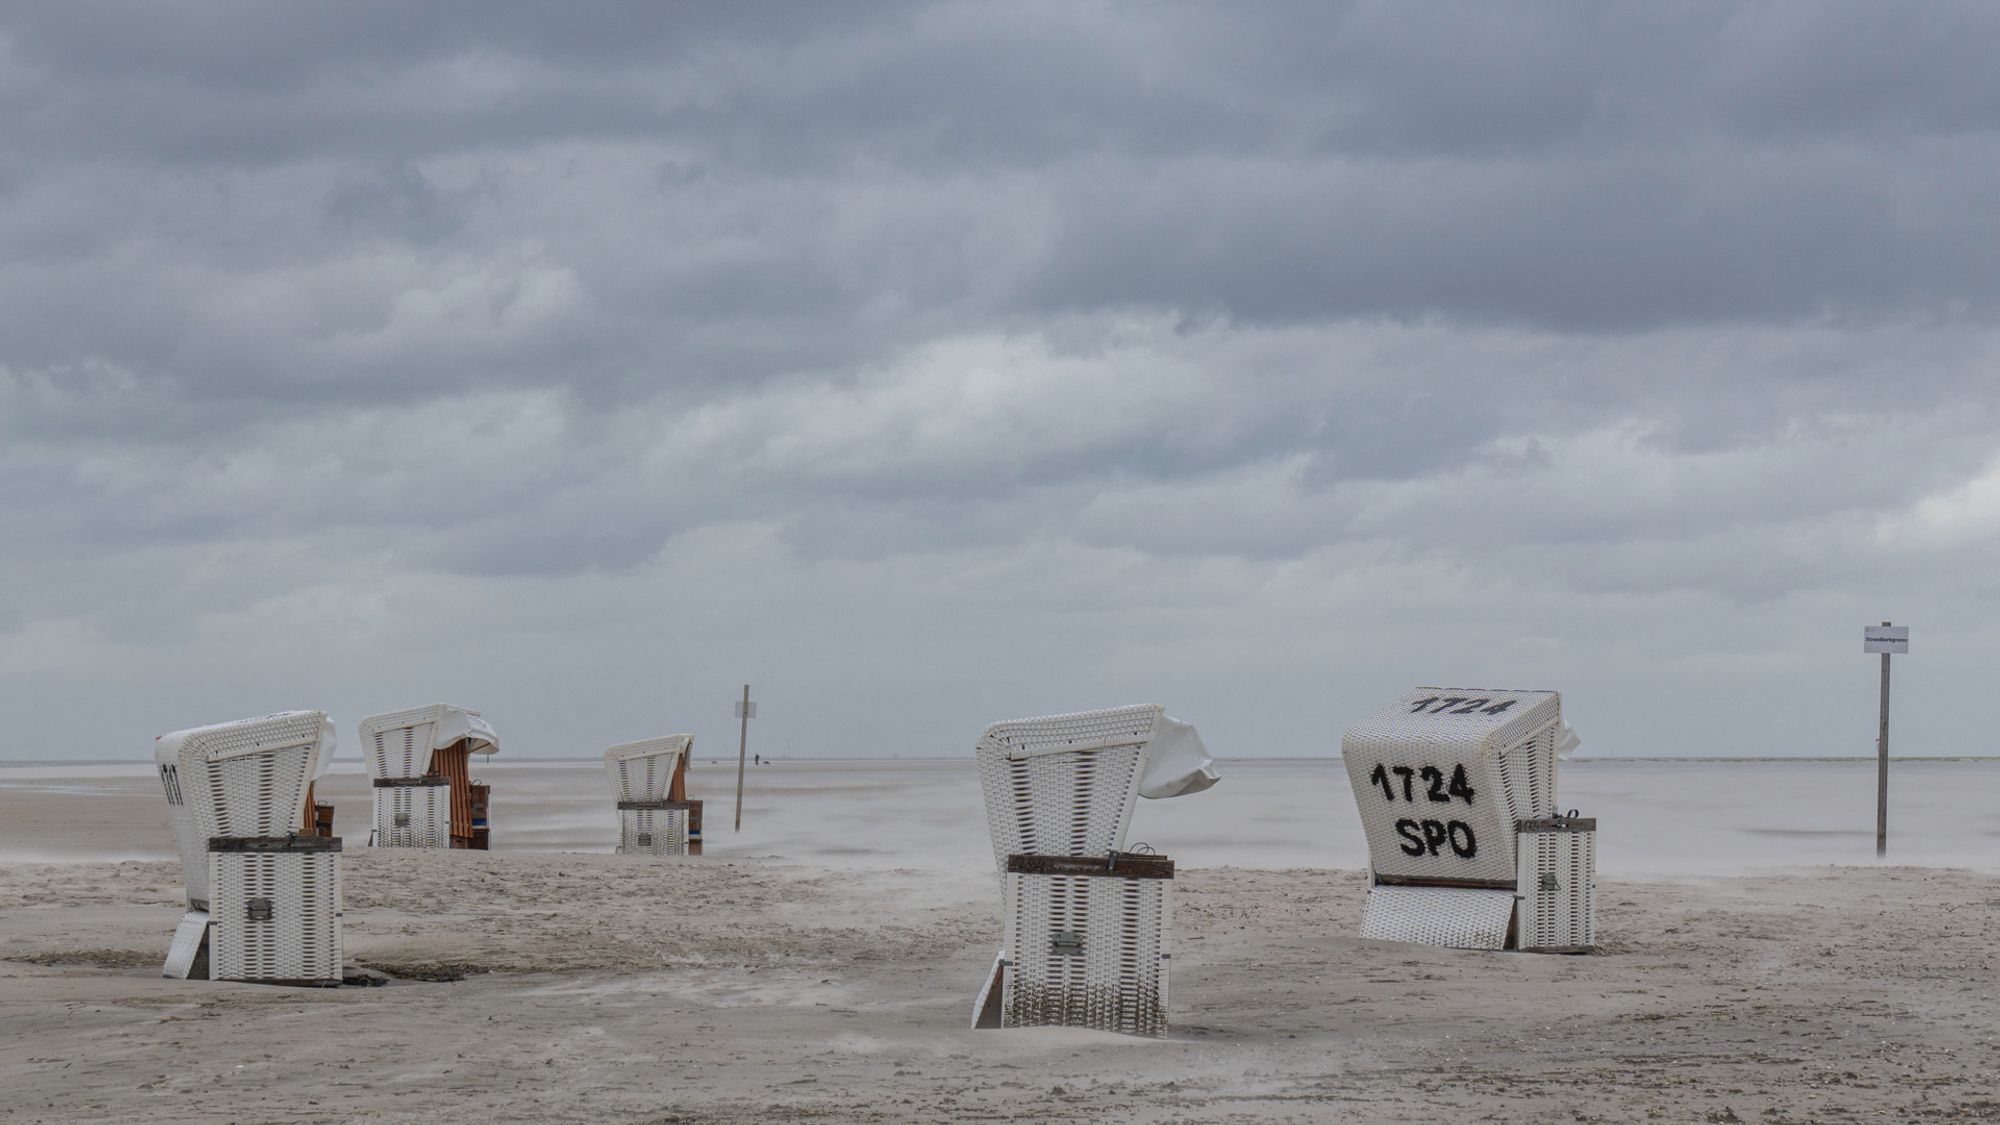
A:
1105;843;1156;871
1049;930;1085;956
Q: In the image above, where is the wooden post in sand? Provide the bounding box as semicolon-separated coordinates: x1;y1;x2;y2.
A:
734;685;755;832
1863;622;1908;857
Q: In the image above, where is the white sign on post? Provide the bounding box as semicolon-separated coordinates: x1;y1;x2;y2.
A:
1863;625;1909;654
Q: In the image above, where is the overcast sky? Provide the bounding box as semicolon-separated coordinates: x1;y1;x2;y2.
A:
4;1;1999;762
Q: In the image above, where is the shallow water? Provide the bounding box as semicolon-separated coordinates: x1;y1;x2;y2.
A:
3;757;1995;876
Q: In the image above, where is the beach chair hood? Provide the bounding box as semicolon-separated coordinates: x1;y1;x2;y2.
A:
157;710;334;840
1137;716;1219;799
157;711;335;771
434;706;500;756
603;734;692;803
311;716;338;779
358;704;497;782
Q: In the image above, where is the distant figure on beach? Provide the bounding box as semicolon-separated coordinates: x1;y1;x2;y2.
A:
753;754;760;765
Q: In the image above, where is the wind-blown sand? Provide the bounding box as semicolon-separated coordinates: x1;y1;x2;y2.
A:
3;759;1999;1122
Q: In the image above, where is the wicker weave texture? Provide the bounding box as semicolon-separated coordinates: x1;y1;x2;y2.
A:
975;705;1160;873
170;711;329;841
1517;826;1596;952
208;849;343;983
1342;688;1560;886
1359;884;1515;949
155;762;210;909
1001;868;1169;1037
357;705;497;781
357;706;444;781
372;784;450;848
618;807;690;855
604;736;692;802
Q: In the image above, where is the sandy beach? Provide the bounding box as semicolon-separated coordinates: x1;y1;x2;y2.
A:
4;759;1999;1123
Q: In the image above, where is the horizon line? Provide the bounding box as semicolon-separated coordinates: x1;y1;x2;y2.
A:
6;753;2000;767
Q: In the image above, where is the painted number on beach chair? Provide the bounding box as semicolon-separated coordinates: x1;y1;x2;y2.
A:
1406;697;1516;716
1367;763;1476;806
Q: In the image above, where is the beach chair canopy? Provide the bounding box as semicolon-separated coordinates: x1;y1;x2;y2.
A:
603;734;693;803
357;704;499;781
975;704;1218;872
157;710;336;842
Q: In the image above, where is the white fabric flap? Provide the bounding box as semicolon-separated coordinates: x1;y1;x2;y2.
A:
312;716;339;778
434;706;500;755
1138;716;1219;799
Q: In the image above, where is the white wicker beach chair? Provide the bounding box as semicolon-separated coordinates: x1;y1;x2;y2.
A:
1341;687;1594;952
154;711;342;984
605;735;697;855
358;705;498;849
970;704;1219;1037
156;735;212;912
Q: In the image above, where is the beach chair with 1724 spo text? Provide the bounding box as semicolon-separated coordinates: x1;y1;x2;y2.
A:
1341;687;1595;953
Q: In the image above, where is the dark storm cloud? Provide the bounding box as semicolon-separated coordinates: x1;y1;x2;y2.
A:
6;8;1995;347
1026;144;2000;329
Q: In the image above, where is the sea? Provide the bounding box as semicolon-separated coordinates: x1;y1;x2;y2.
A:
3;756;1996;877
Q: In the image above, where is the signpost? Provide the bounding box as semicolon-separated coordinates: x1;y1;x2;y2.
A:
733;685;756;832
1862;623;1908;856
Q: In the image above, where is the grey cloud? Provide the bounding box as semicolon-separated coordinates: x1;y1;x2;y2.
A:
4;2;2000;761
6;316;1996;578
323;162;466;244
7;0;1999;451
1023;142;2000;330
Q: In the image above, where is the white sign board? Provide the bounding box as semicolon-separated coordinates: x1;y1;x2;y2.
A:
1862;625;1909;655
